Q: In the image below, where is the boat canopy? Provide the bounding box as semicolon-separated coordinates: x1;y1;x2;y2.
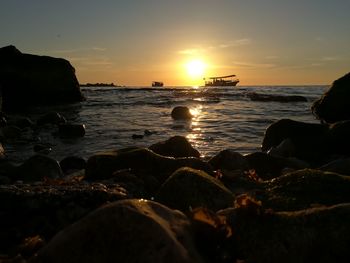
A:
208;74;236;80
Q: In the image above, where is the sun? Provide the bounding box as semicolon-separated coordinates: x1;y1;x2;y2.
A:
185;59;206;78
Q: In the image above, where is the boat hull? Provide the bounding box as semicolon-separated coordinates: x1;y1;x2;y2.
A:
205;80;239;87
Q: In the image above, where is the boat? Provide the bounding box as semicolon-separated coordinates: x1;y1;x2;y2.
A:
204;74;239;87
152;81;164;87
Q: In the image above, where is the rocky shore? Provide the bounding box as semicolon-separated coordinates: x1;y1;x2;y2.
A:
1;48;350;262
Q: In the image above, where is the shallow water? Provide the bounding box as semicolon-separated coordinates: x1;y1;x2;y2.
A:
3;85;327;163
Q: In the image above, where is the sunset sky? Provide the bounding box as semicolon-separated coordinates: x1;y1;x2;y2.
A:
1;0;350;86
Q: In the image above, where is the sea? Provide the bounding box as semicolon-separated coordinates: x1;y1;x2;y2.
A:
4;85;327;164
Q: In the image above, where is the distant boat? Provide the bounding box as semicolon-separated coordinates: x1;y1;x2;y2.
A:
152;81;164;87
204;74;239;87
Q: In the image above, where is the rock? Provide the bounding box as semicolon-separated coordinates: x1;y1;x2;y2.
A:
85;147;213;182
35;199;203;263
248;92;308;102
58;123;85;138
171;106;192;120
16;154;63;182
267;138;296;158
156;167;234;212
144;129;153;136
244;152;292;180
261;119;328;163
59;156;86;175
312;72;350;123
219;203;350;263
37;112;66;126
0;160;16;181
264;169;350;211
0;125;22;140
0;45;84;112
149;136;200;158
208;149;249;171
319;158;350;176
132;134;144;139
0;183;127;255
325;120;350;156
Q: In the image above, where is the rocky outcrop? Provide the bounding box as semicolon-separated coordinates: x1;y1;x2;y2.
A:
312;72;350;123
0;45;84;112
35;199;203;263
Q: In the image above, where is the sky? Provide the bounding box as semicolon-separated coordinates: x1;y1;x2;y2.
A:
1;0;350;86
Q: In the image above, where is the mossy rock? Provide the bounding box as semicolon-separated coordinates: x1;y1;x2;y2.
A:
156;167;234;212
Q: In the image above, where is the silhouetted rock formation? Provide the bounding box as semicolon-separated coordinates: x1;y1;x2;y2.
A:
0;45;84;112
312;72;350;123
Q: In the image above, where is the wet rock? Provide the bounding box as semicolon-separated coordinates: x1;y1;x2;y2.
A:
0;125;22;140
208;149;249;171
144;129;153;136
261;119;328;163
0;160;17;181
248;92;308;102
16;154;63;182
132;134;144;139
312;72;350;123
219;203;350;263
0;45;84;112
35;199;203;263
244;152;292;180
59;156;86;175
156;167;234;212
171;106;192;120
325;120;350;156
85;147;213;182
36;112;66;126
0;183;127;255
319;158;350;175
149;135;200;158
264;169;350;211
58;123;85;138
267;138;296;158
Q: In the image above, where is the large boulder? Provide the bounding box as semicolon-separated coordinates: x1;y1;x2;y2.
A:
0;45;84;112
312;72;350;123
35;199;203;263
